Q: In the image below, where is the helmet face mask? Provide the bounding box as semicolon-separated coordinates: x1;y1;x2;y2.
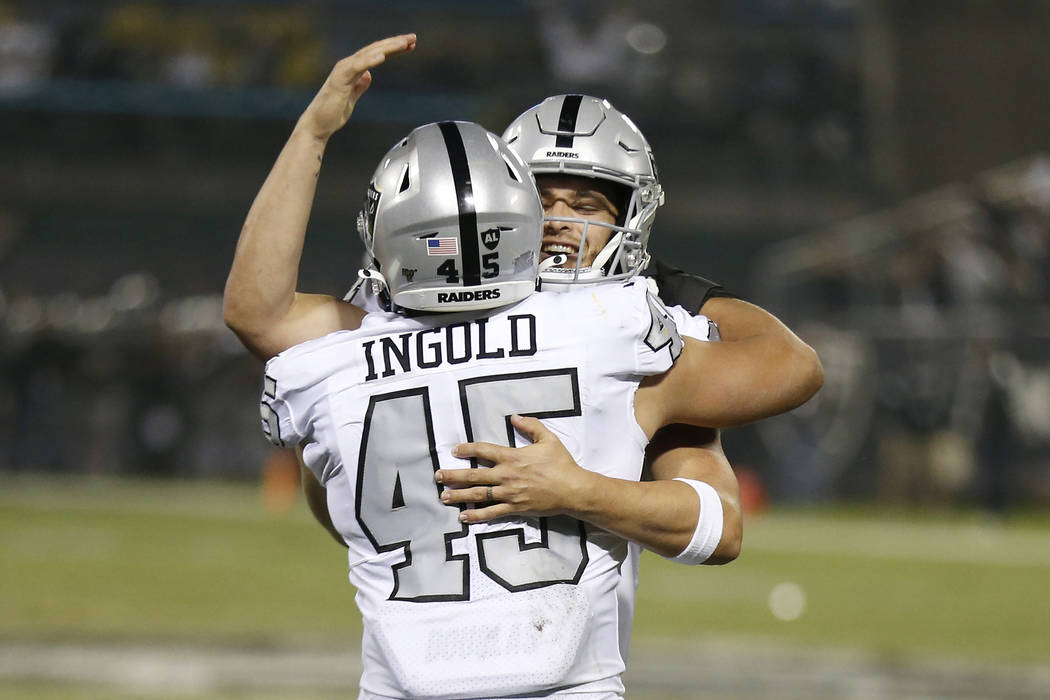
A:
536;216;649;291
502;95;664;289
358;121;544;313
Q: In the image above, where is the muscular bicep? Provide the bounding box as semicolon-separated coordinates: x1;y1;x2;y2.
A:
696;297;824;414
643;425;741;564
228;293;365;361
638;336;771;430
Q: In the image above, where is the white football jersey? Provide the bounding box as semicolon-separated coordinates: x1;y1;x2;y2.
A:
260;279;710;699
610;301;719;665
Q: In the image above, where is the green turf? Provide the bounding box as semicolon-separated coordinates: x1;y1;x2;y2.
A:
0;474;360;647
0;684;353;700
0;684;715;700
635;507;1050;664
3;473;1049;667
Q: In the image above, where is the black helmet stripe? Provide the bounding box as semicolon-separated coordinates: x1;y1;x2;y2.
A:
555;94;584;148
438;121;481;286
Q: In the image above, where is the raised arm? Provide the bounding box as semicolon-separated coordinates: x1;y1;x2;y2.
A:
223;34;416;360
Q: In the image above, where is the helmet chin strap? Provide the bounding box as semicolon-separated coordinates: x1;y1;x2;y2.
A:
591;231;623;275
345;267;390;303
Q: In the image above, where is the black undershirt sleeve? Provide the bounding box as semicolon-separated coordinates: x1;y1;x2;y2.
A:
642;257;739;313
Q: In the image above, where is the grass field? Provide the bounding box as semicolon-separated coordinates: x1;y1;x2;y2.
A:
2;472;1049;698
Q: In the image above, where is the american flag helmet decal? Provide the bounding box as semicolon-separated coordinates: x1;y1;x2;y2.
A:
426;237;459;256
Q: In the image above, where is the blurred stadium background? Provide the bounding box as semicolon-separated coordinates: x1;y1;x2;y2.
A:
2;0;1049;697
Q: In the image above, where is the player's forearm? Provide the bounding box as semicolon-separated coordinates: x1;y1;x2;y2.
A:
223;125;328;356
571;471;705;559
645;428;742;564
443;415;728;562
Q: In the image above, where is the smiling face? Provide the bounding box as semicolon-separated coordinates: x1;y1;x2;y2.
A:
536;174;625;268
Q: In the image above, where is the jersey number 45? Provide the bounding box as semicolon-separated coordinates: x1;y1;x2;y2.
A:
356;369;587;602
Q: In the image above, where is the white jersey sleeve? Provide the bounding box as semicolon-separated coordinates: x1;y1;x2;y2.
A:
642;276;719;342
259;359;316;449
664;302;719;342
571;276;685;378
259;333;348;452
638;285;685;368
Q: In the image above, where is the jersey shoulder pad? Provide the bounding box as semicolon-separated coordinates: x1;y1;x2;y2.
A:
642;288;684;362
258;333;350;448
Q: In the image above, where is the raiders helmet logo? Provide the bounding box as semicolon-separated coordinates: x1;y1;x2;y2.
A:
437;289;501;303
480;226;505;250
360;182;381;243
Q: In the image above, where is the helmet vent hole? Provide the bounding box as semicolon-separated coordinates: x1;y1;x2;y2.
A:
617;140;640;154
398;165;411;193
502;155;522;182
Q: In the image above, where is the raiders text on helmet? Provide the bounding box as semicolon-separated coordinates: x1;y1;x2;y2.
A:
358;121;543;312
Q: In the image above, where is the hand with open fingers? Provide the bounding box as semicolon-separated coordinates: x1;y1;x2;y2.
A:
435;415;595;524
298;34;417;141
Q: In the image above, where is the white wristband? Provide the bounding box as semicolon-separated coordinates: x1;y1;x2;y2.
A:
667;478;724;565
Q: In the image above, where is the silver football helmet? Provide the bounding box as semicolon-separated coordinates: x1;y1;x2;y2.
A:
356;121;544;313
502;95;664;289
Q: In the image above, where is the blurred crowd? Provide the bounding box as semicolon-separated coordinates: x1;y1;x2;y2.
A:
753;156;1050;510
0;1;329;90
0;0;866;187
0;273;268;480
3;157;1049;510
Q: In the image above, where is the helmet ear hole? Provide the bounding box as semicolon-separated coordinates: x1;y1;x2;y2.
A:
503;156;522;182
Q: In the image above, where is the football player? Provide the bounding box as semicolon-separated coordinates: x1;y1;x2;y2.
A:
224;37;802;698
282;51;820;589
434;95;825;663
376;96;823;563
492;95;823;487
